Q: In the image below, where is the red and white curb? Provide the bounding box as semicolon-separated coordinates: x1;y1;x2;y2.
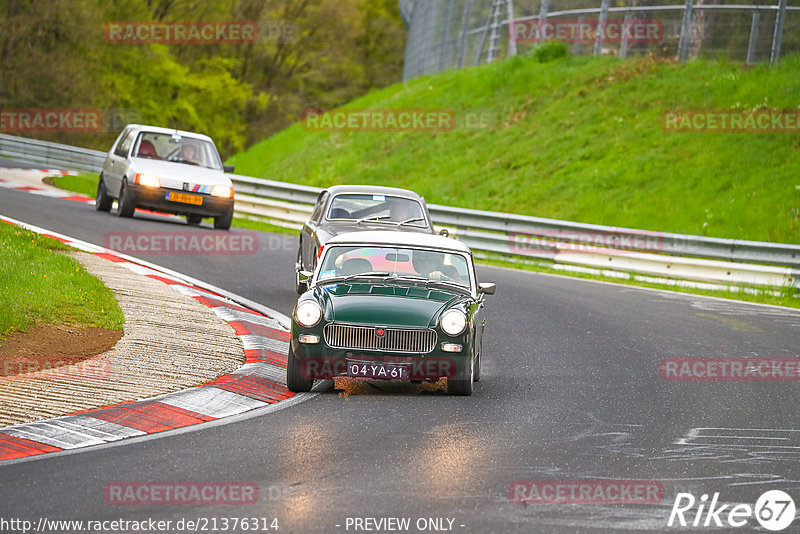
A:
0;173;93;204
0;216;300;462
0;168;78;175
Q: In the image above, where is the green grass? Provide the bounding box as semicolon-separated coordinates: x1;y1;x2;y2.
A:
228;50;800;245
0;223;124;338
51;173;98;197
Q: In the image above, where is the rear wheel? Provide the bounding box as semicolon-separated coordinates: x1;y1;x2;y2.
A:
214;206;233;230
186;214;203;225
286;345;313;393
447;351;474;396
95;175;112;212
116;179;135;218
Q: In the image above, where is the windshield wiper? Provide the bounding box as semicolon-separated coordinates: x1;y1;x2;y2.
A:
343;271;390;281
395;217;425;227
424;279;469;291
388;274;427;282
169;157;199;166
356;215;392;225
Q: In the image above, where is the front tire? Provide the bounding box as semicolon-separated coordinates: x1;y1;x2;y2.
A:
295;244;306;294
95;175;112;212
116;179;135;218
286;345;313;392
447;351;474;396
214;206;233;230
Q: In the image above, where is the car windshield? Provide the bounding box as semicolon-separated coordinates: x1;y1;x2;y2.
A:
317;245;471;289
133;132;223;170
327;194;427;228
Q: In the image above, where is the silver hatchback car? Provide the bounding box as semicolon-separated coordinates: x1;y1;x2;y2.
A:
97;124;236;230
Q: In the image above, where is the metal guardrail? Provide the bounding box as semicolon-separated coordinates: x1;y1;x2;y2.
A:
1;133;797;289
0;134;106;173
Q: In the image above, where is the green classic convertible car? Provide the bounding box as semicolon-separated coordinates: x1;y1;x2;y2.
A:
287;231;495;396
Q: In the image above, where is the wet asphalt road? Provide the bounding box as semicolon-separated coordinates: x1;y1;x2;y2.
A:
1;166;799;533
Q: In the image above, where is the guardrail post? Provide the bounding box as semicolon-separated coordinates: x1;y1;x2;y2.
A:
677;0;694;63
593;0;610;56
573;15;585;55
457;0;473;69
536;0;550;45
439;0;456;71
487;0;506;62
507;0;517;56
619;11;633;59
473;2;495;65
770;0;787;64
746;11;760;64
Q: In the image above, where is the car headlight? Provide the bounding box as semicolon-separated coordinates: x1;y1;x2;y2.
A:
440;309;467;336
295;301;322;327
134;173;160;187
211;185;233;198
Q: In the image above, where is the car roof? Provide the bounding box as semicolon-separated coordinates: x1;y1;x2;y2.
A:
122;124;214;143
325;230;471;254
324;185;425;201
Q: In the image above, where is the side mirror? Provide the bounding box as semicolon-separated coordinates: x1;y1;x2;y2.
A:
223;165;235;173
298;270;313;292
439;228;449;237
478;282;496;295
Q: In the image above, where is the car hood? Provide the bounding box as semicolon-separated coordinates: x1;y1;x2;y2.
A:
131;158;232;187
314;281;465;328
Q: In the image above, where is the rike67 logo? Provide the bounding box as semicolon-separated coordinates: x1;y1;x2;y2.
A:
668;490;796;531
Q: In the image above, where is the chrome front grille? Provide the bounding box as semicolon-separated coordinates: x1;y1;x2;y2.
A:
325;324;436;353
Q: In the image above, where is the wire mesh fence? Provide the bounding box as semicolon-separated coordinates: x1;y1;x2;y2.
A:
400;0;798;80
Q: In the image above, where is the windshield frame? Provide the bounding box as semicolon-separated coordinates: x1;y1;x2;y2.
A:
131;131;224;170
312;243;476;295
324;193;429;229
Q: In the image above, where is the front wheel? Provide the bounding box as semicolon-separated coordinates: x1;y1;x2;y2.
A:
295;245;306;294
447;351;474;396
214;206;233;230
286;345;313;392
95;176;112;212
116;179;135;218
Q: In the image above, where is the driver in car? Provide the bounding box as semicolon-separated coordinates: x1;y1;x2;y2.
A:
389;199;418;222
178;142;200;165
412;250;460;282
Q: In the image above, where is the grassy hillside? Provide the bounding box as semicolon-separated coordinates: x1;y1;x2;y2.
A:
229;49;800;244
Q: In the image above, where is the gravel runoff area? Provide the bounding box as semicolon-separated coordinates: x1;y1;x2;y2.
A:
0;251;245;427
